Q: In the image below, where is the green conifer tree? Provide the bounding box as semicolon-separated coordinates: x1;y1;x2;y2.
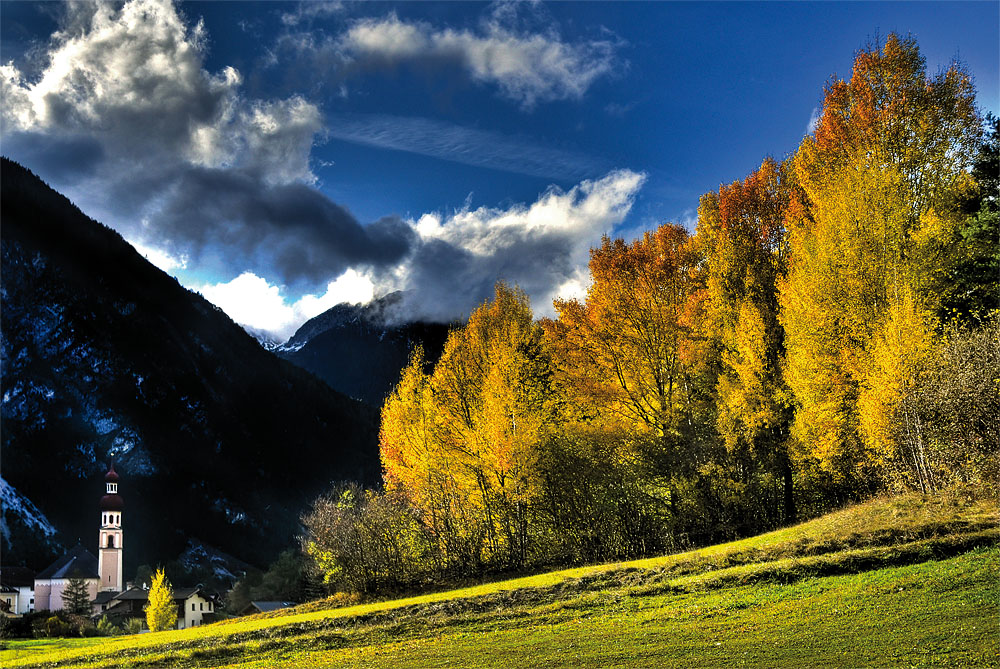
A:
61;576;92;615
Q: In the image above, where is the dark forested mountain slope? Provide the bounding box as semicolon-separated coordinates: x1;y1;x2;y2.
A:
0;158;379;573
278;293;451;408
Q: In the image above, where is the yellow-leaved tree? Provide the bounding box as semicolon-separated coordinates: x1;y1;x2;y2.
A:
780;33;981;490
145;568;175;632
696;158;796;521
381;283;560;570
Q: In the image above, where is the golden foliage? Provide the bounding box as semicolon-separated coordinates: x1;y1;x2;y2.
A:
145;569;176;633
545;224;701;440
380;283;557;567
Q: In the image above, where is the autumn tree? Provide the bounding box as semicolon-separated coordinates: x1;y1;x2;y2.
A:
546;224;704;454
781;33;982;489
145;569;176;632
302;482;433;593
696;158;796;521
381;283;560;570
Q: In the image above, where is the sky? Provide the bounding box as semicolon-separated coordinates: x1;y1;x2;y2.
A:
2;1;997;340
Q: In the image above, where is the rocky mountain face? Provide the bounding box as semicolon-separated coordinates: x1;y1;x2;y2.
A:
0;159;380;575
276;293;451;408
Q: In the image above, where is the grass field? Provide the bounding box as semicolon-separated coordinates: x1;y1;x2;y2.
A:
2;492;996;668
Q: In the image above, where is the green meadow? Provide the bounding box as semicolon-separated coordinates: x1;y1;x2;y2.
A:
3;492;996;668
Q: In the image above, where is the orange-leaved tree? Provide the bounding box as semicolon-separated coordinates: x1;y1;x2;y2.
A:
545;224;705;465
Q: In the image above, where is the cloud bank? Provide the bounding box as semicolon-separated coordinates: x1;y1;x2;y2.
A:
0;0;406;292
2;0;644;340
198;168;646;337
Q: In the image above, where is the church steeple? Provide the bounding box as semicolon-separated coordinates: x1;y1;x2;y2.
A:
98;463;124;592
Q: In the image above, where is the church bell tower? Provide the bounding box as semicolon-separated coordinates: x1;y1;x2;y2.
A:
98;463;124;592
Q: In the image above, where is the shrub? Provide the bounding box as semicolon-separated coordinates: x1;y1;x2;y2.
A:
96;616;122;636
123;618;144;635
45;616;71;638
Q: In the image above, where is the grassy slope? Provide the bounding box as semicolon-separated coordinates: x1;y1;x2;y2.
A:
3;493;997;668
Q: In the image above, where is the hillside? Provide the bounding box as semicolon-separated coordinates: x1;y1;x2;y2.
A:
276;293;451;407
3;492;996;668
0;158;380;571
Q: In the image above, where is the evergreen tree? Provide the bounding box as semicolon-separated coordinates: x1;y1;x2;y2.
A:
145;569;176;632
61;577;92;615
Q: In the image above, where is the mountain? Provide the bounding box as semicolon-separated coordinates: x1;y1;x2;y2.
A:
0;158;380;574
276;293;451;408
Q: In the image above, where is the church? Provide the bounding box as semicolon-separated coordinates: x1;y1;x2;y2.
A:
32;464;123;610
30;464;217;628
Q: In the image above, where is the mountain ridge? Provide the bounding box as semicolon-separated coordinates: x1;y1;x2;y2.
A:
0;157;380;574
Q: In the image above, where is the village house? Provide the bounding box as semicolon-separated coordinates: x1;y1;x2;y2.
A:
0;566;36;615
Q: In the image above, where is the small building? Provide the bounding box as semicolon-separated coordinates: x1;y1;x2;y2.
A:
0;566;36;614
175;587;218;628
97;586;219;630
240;600;297;616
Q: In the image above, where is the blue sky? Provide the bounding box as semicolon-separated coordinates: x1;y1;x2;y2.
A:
2;1;997;339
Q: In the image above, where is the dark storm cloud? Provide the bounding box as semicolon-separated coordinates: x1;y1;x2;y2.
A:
153;167;416;287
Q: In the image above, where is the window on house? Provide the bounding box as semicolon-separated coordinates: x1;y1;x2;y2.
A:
199;602;203;611
191;603;195;611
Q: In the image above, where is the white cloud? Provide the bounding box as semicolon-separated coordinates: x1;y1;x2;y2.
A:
1;0;322;183
336;11;618;109
280;1;345;27
295;268;375;320
200;273;297;336
129;240;189;272
199;269;375;341
380;168;647;321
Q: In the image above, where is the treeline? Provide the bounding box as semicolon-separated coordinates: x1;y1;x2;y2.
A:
302;34;999;595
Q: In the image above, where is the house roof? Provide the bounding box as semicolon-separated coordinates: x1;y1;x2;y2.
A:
36;545;99;580
0;566;36;588
98;600;135;619
173;587;210;601
1;584;18;594
249;601;297;612
113;587;151;601
92;590;120;605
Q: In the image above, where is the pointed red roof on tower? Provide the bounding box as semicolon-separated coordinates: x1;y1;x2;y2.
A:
105;463;120;483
